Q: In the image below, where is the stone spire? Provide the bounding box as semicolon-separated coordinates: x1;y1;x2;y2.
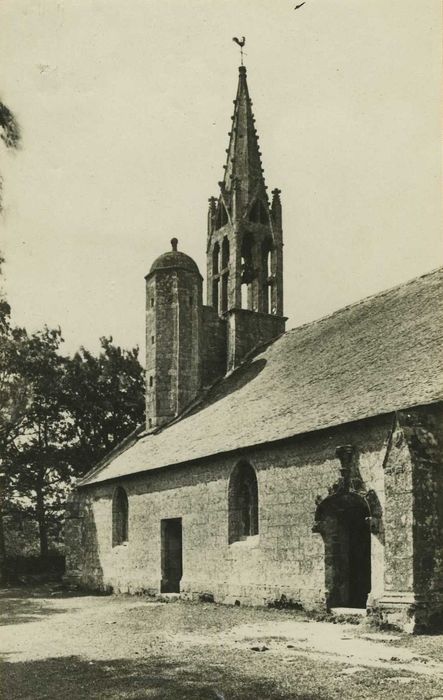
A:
221;66;267;219
206;62;286;369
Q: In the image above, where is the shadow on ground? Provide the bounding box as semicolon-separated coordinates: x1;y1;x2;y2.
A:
0;596;68;626
1;655;324;700
0;586;87;626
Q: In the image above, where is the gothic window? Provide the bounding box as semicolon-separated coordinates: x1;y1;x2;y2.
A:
221;236;230;269
241;234;254;310
221;237;230;313
228;461;259;544
262;238;273;313
215;201;228;230
112;487;129;546
241;284;249;310
213;278;220;313
262;238;272;277
212;242;220;274
221;275;228;313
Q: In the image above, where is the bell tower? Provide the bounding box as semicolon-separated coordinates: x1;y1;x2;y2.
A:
207;65;286;368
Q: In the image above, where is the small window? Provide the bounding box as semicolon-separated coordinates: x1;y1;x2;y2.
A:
148;418;152;428
112;487;129;546
151;335;155;345
149;375;153;387
228;461;259;544
189;296;193;306
150;298;155;308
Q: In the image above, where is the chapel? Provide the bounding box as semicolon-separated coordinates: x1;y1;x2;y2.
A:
65;64;443;633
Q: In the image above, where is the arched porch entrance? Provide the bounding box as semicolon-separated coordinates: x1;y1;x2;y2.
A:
315;493;371;609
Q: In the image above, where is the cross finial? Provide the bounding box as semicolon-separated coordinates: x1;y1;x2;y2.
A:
232;36;246;66
171;237;178;251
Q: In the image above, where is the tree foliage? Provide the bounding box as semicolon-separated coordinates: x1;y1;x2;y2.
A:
64;337;145;474
0;99;21;212
6;325;70;557
0;258;145;563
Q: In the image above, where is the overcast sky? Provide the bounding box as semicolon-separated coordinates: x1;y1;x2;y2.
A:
1;0;441;359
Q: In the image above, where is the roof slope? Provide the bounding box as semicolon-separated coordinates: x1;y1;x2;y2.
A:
80;268;443;486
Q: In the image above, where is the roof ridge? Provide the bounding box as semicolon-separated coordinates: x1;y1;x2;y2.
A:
79;265;443;487
285;266;443;338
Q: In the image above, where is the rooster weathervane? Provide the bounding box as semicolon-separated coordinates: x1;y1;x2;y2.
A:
232;36;246;65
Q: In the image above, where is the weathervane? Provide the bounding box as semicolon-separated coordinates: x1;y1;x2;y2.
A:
232;36;246;66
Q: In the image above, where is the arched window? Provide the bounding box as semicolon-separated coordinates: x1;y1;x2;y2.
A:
261;238;273;313
212;241;220;274
215;201;228;230
228;462;259;544
240;234;254;310
112;486;128;546
221;237;230;313
221;236;230;269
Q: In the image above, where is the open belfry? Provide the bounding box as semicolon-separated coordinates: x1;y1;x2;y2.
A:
145;65;285;429
65;62;443;633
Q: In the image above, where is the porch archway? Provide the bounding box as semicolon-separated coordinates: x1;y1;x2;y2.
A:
315;492;371;609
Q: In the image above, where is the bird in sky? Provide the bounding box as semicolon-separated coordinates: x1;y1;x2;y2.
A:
294;2;306;9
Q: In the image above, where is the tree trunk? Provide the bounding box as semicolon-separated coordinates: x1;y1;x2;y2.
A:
36;477;48;559
0;459;7;584
0;477;6;585
36;422;49;560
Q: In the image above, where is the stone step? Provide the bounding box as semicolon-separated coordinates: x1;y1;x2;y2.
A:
331;607;367;618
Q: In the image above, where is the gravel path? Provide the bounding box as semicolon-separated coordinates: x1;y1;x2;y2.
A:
1;586;443;699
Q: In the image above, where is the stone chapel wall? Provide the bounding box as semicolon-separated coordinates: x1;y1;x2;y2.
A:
68;414;391;610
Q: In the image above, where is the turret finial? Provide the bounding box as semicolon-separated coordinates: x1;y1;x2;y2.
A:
171;237;178;251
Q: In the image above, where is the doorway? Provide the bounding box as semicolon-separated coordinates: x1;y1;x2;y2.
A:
161;518;183;593
318;494;371;609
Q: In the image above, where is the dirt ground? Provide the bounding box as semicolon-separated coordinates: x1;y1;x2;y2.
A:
1;586;443;699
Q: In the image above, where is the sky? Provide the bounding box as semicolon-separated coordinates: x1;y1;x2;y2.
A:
0;0;441;359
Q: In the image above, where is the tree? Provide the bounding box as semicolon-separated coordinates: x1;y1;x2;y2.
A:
4;332;144;563
5;325;70;559
64;337;145;476
0;260;144;567
0;256;33;580
0;100;21;211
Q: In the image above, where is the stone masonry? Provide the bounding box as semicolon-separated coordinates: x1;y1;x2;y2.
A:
64;63;443;633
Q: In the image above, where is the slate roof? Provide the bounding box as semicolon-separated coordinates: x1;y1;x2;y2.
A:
80;268;443;486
